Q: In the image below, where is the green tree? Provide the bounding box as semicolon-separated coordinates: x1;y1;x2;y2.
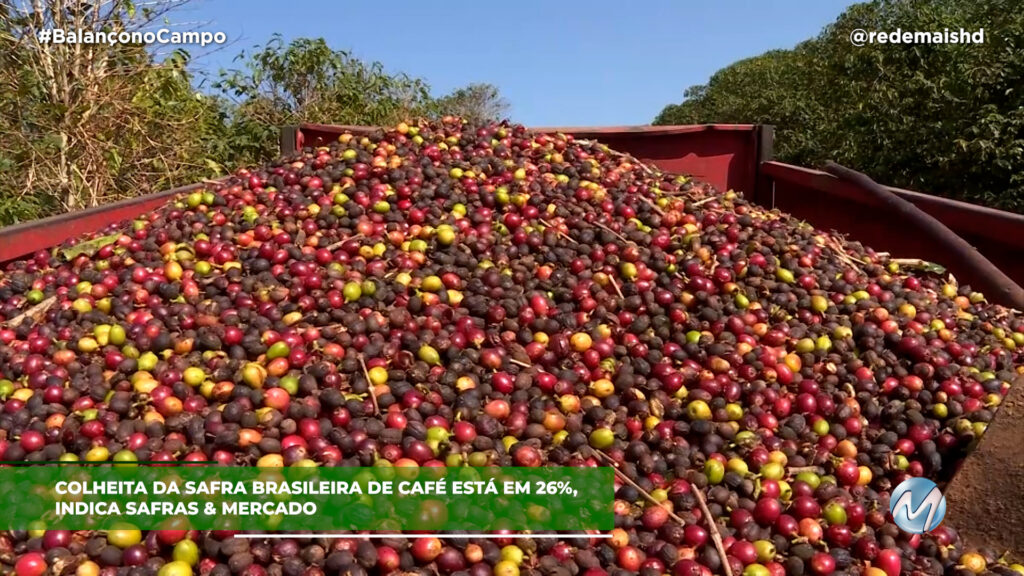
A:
654;46;829;167
434;83;510;124
0;19;512;226
0;0;226;225
214;35;439;165
655;0;1024;212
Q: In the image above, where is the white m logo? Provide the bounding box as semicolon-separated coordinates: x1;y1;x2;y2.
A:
891;485;944;532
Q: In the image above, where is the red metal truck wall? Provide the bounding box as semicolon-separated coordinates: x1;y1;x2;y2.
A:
762;162;1024;290
533;126;766;201
290;124;769;201
0;182;213;264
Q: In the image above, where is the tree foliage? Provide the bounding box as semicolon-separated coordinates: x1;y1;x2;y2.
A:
655;0;1024;213
212;36;509;166
213;35;441;166
0;0;223;224
433;83;510;125
0;10;509;226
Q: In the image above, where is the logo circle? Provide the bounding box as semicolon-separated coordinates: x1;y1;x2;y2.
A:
890;477;946;534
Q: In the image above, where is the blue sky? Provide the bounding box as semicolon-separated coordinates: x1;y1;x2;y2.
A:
180;0;858;126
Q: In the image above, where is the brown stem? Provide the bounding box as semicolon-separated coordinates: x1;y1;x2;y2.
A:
575;139;657;176
691;484;734;576
787;466;825;475
539;219;578;244
357;355;380;415
689;195;719;207
817;235;868;269
321;323;348;334
892;258;930;266
823;162;1024;310
595;451;686;524
596;451;733;576
3;295;57;328
608;276;625;300
591;220;628;243
325;234;364;252
638;197;666;217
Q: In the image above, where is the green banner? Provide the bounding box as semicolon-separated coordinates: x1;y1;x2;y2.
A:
0;466;613;531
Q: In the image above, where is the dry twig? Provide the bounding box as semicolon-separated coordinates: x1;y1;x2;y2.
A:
691;486;734;576
2;296;57;329
608;276;625;300
596;451;733;576
324;234;364;252
787;466;825;475
575;139;657;176
638;196;666;217
595;451;685;523
539;219;578;244
591;220;628;243
357;355;381;415
689;195;720;208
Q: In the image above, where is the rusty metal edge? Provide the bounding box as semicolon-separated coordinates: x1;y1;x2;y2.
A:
292;123;762;143
760;161;1024;249
529;124;760;137
280;126;299;156
296;123;379;138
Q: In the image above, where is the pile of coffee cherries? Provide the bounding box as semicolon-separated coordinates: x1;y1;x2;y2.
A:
1;118;1022;576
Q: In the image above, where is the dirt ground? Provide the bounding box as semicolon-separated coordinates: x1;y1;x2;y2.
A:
943;374;1024;561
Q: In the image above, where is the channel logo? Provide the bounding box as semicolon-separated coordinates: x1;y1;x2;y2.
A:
890;477;946;534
